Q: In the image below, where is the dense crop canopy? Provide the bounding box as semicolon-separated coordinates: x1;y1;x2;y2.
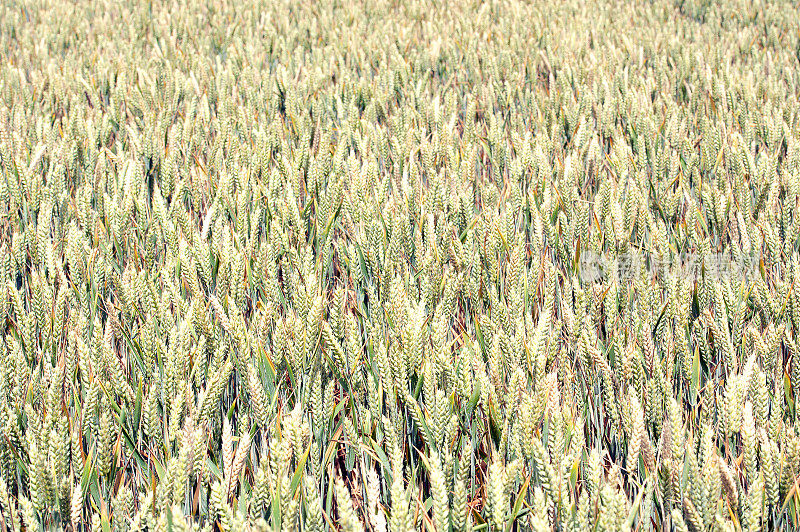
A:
1;0;800;530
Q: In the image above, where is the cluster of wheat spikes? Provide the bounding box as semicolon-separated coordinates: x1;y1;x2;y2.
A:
1;0;800;530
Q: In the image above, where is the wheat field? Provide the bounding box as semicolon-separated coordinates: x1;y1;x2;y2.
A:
1;0;799;530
